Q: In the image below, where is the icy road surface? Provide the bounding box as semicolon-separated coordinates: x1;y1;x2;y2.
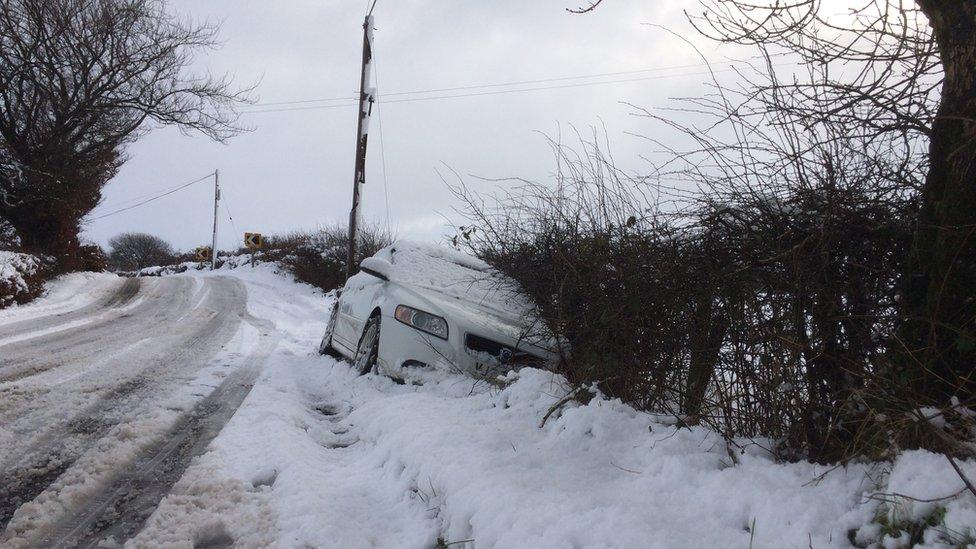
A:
0;272;282;548
2;265;974;549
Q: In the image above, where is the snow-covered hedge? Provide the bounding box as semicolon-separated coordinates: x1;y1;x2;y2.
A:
129;261;204;277
0;251;46;308
126;224;391;293
0;218;20;249
129;256;251;277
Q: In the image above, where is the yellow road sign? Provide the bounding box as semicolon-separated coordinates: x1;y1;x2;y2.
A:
194;247;212;262
244;232;264;250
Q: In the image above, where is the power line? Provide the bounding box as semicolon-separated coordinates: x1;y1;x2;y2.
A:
241;96;356;109
375;56;785;99
96;175;215;211
239;62;794;115
380;69;725;104
243;101;356;115
373;55;392;235
222;191;240;239
240;54;787;111
87;172;215;221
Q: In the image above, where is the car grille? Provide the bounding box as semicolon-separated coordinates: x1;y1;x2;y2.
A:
464;333;546;367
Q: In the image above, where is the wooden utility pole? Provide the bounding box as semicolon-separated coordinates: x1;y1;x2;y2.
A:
346;12;376;280
211;169;220;271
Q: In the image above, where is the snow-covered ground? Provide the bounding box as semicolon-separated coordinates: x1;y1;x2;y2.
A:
2;262;974;548
0;271;116;326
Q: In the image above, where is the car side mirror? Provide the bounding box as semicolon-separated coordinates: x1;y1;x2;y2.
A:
360;256;392;281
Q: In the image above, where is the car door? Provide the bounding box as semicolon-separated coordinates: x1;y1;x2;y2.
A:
333;274;384;352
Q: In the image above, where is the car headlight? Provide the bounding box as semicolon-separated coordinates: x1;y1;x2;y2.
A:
394;305;449;340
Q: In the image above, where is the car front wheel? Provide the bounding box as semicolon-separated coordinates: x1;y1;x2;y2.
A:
354;316;381;375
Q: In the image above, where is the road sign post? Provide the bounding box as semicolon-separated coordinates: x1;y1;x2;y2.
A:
244;233;263;268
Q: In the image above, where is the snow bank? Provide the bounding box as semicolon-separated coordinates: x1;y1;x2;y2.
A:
0;251;45;308
351;368;876;548
144;354;976;547
196;259;333;349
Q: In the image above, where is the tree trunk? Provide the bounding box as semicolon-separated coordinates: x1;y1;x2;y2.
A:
898;0;976;403
685;293;727;421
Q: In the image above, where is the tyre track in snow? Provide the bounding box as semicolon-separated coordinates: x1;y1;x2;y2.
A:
42;320;279;549
0;277;234;530
0;276;216;442
0;276;258;541
0;375;150;532
0;277;204;463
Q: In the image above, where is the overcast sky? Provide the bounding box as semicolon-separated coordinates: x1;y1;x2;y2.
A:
81;0;752;252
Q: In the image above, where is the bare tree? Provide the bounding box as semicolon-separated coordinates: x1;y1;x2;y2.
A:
684;0;974;405
687;1;940;141
0;0;250;269
108;232;175;271
899;1;976;404
455;92;918;461
574;0;975;409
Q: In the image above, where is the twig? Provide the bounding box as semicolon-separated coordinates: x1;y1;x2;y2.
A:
539;386;586;428
944;453;976;499
866;487;968;504
610;460;643;474
802;464;843;487
566;0;604;14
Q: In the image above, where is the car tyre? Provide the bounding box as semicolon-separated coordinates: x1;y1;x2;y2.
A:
318;301;340;356
354;315;381;375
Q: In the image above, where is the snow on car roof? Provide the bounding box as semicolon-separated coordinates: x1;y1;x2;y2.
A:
382;241;527;315
390;240;491;271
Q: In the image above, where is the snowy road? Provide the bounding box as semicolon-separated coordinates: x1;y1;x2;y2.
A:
0;274;277;547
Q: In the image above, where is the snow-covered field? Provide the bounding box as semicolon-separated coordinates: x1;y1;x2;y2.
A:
1;262;974;548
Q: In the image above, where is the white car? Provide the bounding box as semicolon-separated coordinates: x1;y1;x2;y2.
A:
319;241;557;378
